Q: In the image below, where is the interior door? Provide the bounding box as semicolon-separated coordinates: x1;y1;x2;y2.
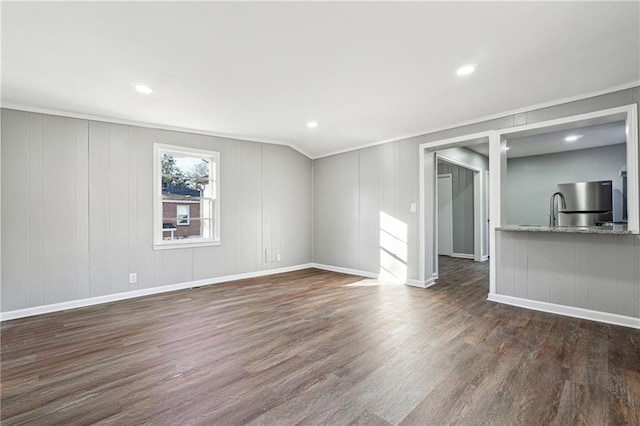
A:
438;174;453;256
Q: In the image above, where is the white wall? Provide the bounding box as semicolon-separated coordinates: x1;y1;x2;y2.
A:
437;162;474;255
313;86;640;318
313;140;421;280
506;144;627;225
496;231;640;318
1;109;312;312
3;86;640;321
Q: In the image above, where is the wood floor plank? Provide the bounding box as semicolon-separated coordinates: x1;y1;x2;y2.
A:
2;258;639;425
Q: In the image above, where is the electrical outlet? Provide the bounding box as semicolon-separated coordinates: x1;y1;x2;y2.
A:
129;273;137;284
275;254;281;262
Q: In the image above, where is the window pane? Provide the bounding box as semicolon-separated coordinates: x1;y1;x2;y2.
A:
161;202;212;241
161;217;212;240
161;154;211;197
156;146;218;246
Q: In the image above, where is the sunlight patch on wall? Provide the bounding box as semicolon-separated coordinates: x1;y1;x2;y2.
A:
379;211;408;283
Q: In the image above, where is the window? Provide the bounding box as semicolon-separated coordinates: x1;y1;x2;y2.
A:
153;144;220;249
176;205;190;225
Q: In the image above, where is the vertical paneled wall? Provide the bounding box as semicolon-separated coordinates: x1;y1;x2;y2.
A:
262;144;312;269
3;87;639;315
313;138;421;279
1;109;312;312
313;86;640;308
313;151;360;270
2;112;91;310
436;147;490;258
437;162;474;255
496;231;640;317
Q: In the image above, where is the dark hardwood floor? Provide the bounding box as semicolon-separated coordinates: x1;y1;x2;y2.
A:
1;257;639;425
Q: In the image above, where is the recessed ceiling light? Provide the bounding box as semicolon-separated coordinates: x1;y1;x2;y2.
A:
564;134;582;142
456;64;476;76
133;84;153;94
307;121;318;128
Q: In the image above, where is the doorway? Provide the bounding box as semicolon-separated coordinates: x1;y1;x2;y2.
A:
418;132;494;289
436;156;479;260
437;174;453;256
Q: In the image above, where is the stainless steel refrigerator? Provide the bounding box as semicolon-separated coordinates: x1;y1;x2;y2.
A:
557;180;613;226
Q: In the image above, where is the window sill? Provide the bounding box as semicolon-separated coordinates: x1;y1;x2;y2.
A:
153;240;221;250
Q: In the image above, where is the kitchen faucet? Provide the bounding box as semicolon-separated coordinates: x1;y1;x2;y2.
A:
549;192;567;226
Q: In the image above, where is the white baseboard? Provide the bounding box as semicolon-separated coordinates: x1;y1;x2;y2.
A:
406;279;427;288
451;252;474;260
2;261;452;321
311;263;431;289
0;263;314;321
406;273;440;289
487;293;640;330
310;263;378;279
480;255;489;262
423;272;440;288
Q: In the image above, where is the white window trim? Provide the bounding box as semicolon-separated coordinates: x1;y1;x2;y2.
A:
153;143;221;250
162;199;201;204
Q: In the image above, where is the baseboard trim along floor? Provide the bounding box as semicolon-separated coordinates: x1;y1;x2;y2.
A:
4;257;638;424
310;263;378;279
311;263;429;288
487;293;640;330
5;263;636;331
0;263;315;321
2;262;433;321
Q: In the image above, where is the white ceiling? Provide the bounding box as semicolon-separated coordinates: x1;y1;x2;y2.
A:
2;2;639;158
469;121;627;158
506;121;627;158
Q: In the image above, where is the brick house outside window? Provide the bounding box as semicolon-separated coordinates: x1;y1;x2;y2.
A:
162;185;203;240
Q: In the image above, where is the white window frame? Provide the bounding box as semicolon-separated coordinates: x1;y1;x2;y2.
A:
153;143;220;250
176;205;190;226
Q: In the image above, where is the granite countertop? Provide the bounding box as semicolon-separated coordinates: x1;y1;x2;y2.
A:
498;224;634;235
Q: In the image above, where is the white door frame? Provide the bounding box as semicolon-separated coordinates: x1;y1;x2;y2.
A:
437;173;453;257
485;170;490;259
436;154;483;262
418;131;499;291
419;104;638;294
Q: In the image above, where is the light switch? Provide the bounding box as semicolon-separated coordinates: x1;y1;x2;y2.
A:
410;203;417;212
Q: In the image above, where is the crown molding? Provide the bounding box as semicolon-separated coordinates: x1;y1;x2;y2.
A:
4;81;638;160
0;102;313;159
314;81;640;159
